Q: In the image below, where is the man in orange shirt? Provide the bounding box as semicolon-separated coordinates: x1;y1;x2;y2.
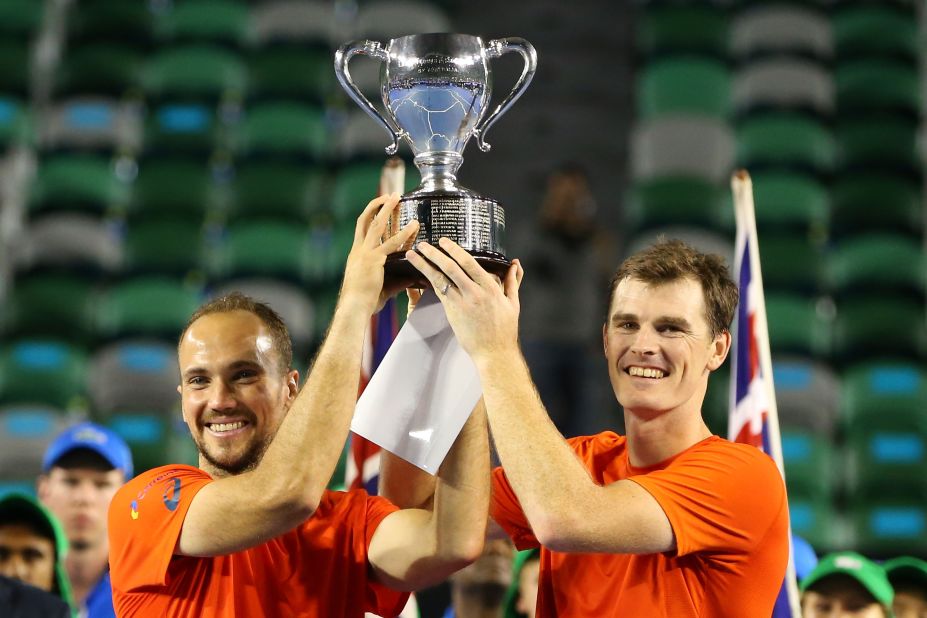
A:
397;237;789;617
108;194;490;617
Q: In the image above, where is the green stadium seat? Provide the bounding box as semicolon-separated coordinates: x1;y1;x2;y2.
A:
330;162;419;223
841;362;926;426
0;340;88;409
129;158;215;221
0;41;31;96
626;177;727;234
832;298;927;363
123;218;205;276
834;5;918;62
1;274;97;343
0;0;43;40
637;5;729;58
848;413;927;498
759;233;824;295
736;113;834;173
766;293;831;357
157;0;249;48
638;56;731;119
836;60;919;116
234;102;328;160
702;366;729;436
54;44;143;97
826;235;925;299
788;493;837;552
105;412;197;473
304;223;354;288
751;171;829;235
142;44;247;103
144;102;220;155
850;501;927;556
67;0;155;47
836;117;918;174
782;428;836;500
0;97;33;146
29;154;127;217
210;220;312;283
831;174;922;239
96;277;203;341
228;162;328;223
246;46;332;103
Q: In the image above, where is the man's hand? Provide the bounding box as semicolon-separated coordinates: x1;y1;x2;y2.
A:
340;193;419;316
405;238;523;362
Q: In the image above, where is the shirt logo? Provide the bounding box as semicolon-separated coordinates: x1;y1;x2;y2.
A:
163;477;181;512
130;500;139;520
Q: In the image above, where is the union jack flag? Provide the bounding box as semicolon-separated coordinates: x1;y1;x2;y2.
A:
727;172;800;617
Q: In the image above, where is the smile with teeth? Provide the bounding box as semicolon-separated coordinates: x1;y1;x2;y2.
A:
628;366;666;379
207;421;247;433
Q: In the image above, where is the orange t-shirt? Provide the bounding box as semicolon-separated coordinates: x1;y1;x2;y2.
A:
491;433;789;618
108;465;409;618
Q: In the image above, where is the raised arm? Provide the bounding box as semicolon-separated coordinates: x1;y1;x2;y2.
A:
367;401;490;591
406;239;674;555
178;194;419;557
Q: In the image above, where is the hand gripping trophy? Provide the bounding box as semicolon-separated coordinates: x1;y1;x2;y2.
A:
335;33;537;281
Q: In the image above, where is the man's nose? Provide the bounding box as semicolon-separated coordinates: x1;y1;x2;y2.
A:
207;381;237;410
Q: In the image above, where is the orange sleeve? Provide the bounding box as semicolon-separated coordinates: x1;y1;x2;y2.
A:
362;494;411;616
108;465;212;592
629;442;787;558
490;466;539;551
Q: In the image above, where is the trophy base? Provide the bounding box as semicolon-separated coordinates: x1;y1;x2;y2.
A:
385;251;512;288
384;191;509;287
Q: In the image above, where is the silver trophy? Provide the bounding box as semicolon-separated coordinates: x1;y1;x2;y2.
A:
335;33;537;281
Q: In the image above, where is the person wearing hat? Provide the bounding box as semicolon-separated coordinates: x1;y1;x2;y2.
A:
502;548;540;618
38;422;133;618
800;551;894;617
0;492;73;608
884;556;927;618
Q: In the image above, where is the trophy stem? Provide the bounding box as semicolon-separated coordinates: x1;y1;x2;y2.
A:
414;152;464;194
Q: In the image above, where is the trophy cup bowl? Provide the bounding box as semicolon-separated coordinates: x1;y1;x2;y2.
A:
335;33;537;285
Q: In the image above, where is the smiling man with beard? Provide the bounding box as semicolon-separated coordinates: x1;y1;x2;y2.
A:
388;237;790;617
107;194;490;617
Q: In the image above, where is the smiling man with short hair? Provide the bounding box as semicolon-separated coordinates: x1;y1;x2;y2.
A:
395;237;790;617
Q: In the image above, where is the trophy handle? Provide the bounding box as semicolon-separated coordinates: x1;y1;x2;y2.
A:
334;40;407;155
473;38;538;153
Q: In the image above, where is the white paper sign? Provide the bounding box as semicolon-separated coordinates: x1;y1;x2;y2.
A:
351;290;482;474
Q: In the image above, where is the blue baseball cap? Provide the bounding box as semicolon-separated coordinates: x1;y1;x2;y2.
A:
42;422;134;480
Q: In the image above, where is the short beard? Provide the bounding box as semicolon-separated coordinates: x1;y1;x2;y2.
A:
195;433;272;476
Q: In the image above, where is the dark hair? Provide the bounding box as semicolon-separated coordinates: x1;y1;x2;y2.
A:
179;292;293;372
51;448;113;472
607;239;738;338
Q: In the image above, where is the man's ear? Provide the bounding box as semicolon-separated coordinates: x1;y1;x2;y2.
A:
285;369;299;404
707;330;732;371
602;323;609;357
37;475;49;501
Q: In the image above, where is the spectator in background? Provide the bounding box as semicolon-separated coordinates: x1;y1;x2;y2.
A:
444;535;515;618
800;551;893;618
0;493;73;608
502;548;540;618
885;556;927;618
513;164;613;437
793;534;820;581
0;574;70;618
39;422;133;618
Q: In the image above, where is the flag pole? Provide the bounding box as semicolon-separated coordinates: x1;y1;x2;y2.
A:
730;170;801;616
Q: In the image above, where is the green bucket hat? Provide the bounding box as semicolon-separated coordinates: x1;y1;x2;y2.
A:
502;548;540;618
801;551;894;612
0;492;74;610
